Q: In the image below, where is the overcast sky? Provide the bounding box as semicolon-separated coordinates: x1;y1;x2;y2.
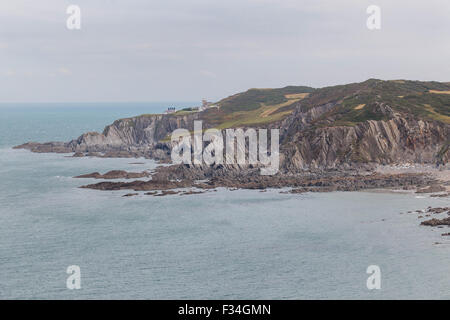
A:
1;0;449;102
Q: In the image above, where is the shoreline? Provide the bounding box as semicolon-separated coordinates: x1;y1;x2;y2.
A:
376;164;450;191
9;145;450;197
78;164;447;196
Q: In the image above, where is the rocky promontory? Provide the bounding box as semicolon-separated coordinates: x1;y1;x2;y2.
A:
13;111;204;161
14;79;449;192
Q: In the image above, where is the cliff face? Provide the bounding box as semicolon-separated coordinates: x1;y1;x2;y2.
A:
276;80;450;170
16;112;201;159
72;113;201;149
15;79;450;170
280;112;448;170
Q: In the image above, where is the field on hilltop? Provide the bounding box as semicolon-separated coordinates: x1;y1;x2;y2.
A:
16;79;450;169
199;79;450;129
177;79;450;129
115;79;450;131
200;86;315;128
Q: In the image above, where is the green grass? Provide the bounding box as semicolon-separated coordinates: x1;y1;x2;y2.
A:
300;79;450;126
216;86;314;113
197;86;314;129
117;80;450;133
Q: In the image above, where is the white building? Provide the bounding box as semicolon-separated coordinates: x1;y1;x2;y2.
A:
199;99;218;112
165;107;176;114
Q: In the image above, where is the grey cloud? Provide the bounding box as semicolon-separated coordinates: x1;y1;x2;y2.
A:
0;0;449;102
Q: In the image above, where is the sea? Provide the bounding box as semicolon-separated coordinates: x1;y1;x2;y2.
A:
0;103;449;299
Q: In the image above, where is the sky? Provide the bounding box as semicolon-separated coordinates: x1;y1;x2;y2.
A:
0;0;449;103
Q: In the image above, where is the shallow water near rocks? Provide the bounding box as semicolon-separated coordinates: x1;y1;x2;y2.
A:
0;104;449;299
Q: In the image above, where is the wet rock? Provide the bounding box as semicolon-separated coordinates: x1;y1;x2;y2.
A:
79;163;438;198
430;193;449;198
416;185;446;193
154;190;180;196
13;142;72;153
76;172;101;178
421;217;450;226
86;152;102;157
181;190;205;195
427;207;449;214
75;170;150;179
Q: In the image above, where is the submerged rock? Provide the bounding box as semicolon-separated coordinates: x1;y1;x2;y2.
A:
122;193;138;197
430;193;449;198
153;190;180;196
181;190;205;195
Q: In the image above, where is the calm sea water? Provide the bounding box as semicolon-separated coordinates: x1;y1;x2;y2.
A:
0;103;449;299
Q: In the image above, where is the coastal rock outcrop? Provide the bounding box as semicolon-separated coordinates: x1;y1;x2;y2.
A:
14;79;450;171
280;111;449;170
15;112;202;160
421;217;450;226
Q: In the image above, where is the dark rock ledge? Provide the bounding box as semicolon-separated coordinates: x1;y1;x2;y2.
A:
74;170;150;179
79;164;437;194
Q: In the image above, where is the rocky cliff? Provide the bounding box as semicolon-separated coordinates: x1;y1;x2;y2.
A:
281;114;448;171
16;112;201;160
15;79;449;170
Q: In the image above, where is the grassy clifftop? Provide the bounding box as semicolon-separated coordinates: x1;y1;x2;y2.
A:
329;79;450;125
121;79;449;130
201;86;315;128
200;79;450;129
202;79;450;129
216;86;315;112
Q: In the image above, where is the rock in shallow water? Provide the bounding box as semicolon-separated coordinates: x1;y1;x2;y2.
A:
74;170;150;179
421;217;450;226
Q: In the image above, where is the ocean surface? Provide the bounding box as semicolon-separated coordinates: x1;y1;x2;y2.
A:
0;103;449;299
